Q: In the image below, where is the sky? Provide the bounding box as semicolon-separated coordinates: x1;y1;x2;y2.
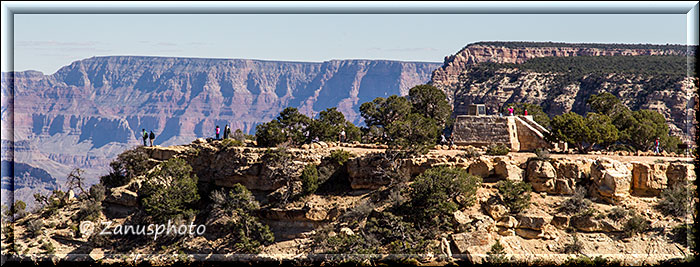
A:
10;13;689;74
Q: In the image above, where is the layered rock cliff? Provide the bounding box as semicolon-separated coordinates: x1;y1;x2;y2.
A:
431;42;692;104
1;57;439;206
5;142;695;265
429;42;697;139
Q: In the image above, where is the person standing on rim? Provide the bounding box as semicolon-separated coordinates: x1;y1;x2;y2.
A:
508;107;514;116
149;131;155;147
142;129;148;146
654;138;660;154
216;125;220;140
223;124;230;139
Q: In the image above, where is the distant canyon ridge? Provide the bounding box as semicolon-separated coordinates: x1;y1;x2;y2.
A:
2;42;697;207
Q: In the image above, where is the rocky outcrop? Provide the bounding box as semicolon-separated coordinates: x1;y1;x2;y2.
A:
551;158;593;195
431;42;691;105
631;162;668;197
666;162;696;187
525;160;557;193
589;158;632;204
493;157;522;181
430;42;697;140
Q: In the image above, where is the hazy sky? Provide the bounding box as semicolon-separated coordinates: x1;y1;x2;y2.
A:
11;13;688;74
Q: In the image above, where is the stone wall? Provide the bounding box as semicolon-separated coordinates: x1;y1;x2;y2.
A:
514;116;552;151
452;115;520;151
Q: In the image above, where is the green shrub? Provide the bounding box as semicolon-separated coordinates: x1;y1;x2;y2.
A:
3;200;27;221
607;207;629;221
317;230;378;255
562;231;583;254
301;164;319;195
327;149;352;166
221;138;243;149
73;200;102;222
623;211;650;238
209;185;274;253
88;183;106;202
657;184;693;218
40;240;55;254
255;107;311;147
486;144;510;155
563;255;621;266
35;190;67;218
558;188;592;215
462;147;482;158
140;158;200;223
366;211;432;255
497;180;532;214
100;147;150;188
405;166;482;229
27;220;43;237
485;239;508;264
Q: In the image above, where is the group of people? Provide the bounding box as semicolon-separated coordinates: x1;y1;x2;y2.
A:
502;107;527;116
215;124;233;140
440;133;455;147
141;129;156;147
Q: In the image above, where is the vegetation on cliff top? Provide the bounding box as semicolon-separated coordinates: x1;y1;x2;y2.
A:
468;41;690;53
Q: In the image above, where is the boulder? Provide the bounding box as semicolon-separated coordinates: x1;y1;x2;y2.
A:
570;214;622;233
631;162;668;196
468;157;493;178
453;210;471;227
589;158;632;204
570;214;599;232
497;227;515;236
525;160;557;193
482;196;508;221
666;163;695;188
66;190;76;202
515;228;542;239
451;230;494;262
551;215;570;229
496;216;518;229
104;186;139;207
515;212;551;231
551;159;592;195
301;144;310;150
340;227;354;236
541;224;559;240
493;157;523;181
146;146;186;161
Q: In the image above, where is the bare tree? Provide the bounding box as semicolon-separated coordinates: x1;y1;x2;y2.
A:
66;168;87;195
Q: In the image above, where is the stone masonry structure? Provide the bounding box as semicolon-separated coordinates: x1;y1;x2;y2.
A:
452;115;556;152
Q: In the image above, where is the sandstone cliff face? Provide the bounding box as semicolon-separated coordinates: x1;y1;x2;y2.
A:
92;143;696;264
431;43;690;104
1;57;439;198
449;69;697;138
429;43;697;139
